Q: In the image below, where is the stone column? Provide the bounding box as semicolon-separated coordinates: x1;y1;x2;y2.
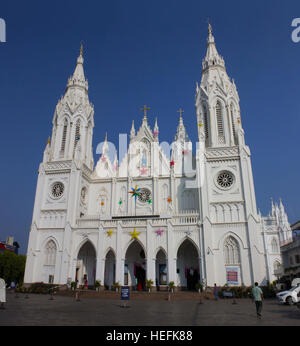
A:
115;221;124;285
167;220;176;284
146;220;155;282
95;223;105;284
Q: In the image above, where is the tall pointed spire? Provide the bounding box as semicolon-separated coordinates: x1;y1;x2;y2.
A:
202;23;225;72
153;117;159;141
67;43;88;91
175;109;189;143
130;120;136;140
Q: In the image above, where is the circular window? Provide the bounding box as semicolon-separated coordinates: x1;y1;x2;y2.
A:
138;188;151;203
216;171;234;189
51;182;65;198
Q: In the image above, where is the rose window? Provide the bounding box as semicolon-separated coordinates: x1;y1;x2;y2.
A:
51;182;65;198
137;188;151;203
217;171;234;188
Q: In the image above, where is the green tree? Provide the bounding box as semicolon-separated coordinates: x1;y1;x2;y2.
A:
0;251;26;286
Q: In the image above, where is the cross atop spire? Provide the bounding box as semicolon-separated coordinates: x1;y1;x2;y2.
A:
140;104;150;120
177;108;184;119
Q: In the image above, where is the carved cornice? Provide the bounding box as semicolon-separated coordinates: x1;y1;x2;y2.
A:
205;147;239;160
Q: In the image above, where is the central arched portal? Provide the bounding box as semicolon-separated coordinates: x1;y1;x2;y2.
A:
104;250;116;289
176;239;200;290
125;240;146;290
76;241;96;287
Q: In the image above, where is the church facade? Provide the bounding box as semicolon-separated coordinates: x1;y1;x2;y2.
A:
24;25;292;289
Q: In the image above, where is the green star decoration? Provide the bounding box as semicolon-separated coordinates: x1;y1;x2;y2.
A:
147;199;152;204
118;199;123;205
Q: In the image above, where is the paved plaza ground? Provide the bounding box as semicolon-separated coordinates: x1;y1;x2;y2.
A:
0;291;300;326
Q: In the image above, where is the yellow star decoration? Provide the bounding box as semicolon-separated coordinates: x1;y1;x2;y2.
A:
130;228;141;240
107;229;113;237
198;122;203;127
237;119;241;124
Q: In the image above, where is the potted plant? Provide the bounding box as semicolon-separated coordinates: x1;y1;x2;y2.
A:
168;281;175;293
146;279;154;293
112;281;121;292
195;282;202;293
95;280;101;292
70;281;77;291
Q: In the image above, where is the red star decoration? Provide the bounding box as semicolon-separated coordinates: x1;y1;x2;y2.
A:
170;160;175;167
140;167;147;175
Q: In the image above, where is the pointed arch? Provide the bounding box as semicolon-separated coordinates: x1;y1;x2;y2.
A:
74;118;81;151
123;238;147;259
154;246;167;258
230;103;238;145
202;103;209;143
271;237;279;253
60;118;69;156
216;100;225;144
44;239;57;266
76;239;97;286
104;247;116;258
223;236;240;265
74;238;97;259
176;238;200;290
176;237;200;258
104;248;116;288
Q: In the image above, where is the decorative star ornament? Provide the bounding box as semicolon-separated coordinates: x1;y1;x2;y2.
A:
107;229;113;237
140;167;147;175
101;201;105;206
147;199;152;204
153;130;159;136
198;122;203;128
101;156;107;162
182;149;189;155
129;185;141;201
167;197;172;203
155;229;164;236
118;199;123;205
170;160;175;167
237;119;241;124
130;228;141;240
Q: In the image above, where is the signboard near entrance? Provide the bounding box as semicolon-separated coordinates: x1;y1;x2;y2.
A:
121;286;130;300
120;286;130;308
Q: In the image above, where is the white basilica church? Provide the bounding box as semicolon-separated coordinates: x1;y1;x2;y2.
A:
24;25;292;290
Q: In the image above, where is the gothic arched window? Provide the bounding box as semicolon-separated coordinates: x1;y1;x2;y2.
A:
224;236;240;265
60;119;68;156
230;104;237;144
216;101;225;144
202;104;209;142
74;119;81;154
271;238;279;253
45;240;57;266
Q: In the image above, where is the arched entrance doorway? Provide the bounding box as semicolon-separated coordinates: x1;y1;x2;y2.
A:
156;249;167;288
177;239;199;290
104;249;116;289
125;240;146;290
76;241;96;288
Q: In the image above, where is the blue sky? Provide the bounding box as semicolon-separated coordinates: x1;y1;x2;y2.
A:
1;0;300;253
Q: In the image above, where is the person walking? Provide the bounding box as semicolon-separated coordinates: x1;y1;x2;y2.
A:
10;281;16;294
213;283;219;301
252;282;264;318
